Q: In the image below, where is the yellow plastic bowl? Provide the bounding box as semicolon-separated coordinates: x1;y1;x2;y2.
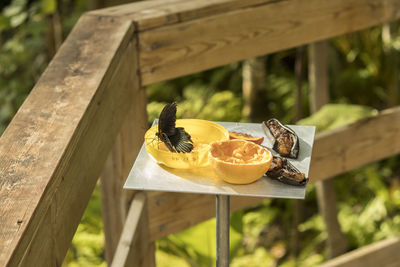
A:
209;139;272;184
145;119;229;169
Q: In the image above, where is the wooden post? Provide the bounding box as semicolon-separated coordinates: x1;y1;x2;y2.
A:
94;0;155;263
291;46;306;258
100;98;149;264
309;42;329;112
308;41;348;258
111;192;156;267
382;22;399;107
99;33;153;264
242;57;266;121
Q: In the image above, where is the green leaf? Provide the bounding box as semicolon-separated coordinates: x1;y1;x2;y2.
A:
41;0;57;14
10;12;27;27
297;103;377;132
0;15;10;31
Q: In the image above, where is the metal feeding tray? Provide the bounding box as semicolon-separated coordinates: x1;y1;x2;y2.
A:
124;121;315;200
124;120;315;267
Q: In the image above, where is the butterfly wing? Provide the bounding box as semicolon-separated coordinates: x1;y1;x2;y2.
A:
168;127;194;153
157;102;193;153
159;132;177;153
158;102;177;137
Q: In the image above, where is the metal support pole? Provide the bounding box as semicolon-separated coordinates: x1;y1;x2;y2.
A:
216;194;230;267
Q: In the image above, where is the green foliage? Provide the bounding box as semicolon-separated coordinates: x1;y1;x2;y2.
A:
157;215;243;267
231;247;275;267
330;25;400;107
64;185;106;266
41;0;56;15
335;164;400;249
265;73;309;123
147;84;242;125
297;103;377;132
0;0;83;134
0;0;47;133
156;250;190;267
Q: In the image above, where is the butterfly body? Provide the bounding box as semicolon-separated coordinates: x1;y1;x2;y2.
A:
156;102;194;153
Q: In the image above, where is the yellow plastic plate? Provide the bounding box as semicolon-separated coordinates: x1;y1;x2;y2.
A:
145;119;229;169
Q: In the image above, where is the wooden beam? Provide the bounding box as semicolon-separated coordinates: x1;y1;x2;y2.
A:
100;58;148;265
309;41;349;259
309;106;400;182
146;191;261;241
0;14;136;266
320;235;400;267
135;0;400;85
146;106;400;241
111;192;155;267
89;0;276;31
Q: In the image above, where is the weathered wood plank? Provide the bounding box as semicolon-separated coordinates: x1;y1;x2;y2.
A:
309;106;400;182
320;235;400;267
89;0;275;31
0;14;136;266
146;106;400;241
147;191;261;241
309;41;349;258
308;41;329;113
100;74;148;264
111;192;155;267
138;0;400;85
101;139;126;264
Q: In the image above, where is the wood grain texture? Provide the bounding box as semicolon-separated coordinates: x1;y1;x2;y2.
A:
308;42;329;113
320;235;400;267
0;14;136;266
145;106;400;241
309;106;400;182
309;41;349;259
89;0;275;31
111;192;155;267
100;73;148;264
138;0;400;85
101;137;126;264
147;191;261;241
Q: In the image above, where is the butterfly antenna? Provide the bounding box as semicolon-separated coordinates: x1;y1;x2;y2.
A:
144;136;160;148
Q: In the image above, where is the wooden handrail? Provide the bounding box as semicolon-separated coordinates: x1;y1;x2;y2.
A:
0;0;399;266
319;235;400;267
0;15;137;266
100;0;400;85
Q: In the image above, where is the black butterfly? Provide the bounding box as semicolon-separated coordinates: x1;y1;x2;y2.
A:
156;102;194;153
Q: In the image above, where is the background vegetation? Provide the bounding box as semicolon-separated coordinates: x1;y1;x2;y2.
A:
1;0;400;266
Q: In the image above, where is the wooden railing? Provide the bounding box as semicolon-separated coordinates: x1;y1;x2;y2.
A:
0;0;400;266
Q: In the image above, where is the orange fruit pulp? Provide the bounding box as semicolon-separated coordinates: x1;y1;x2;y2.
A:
209;139;272;184
229;131;264;145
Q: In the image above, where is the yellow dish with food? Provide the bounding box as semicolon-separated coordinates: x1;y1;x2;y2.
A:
145;119;229;169
209;139;272;184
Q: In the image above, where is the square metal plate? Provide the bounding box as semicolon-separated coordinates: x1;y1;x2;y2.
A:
124;121;315;199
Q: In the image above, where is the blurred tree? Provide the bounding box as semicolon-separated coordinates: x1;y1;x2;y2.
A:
382;22;399;107
242;56;267;121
